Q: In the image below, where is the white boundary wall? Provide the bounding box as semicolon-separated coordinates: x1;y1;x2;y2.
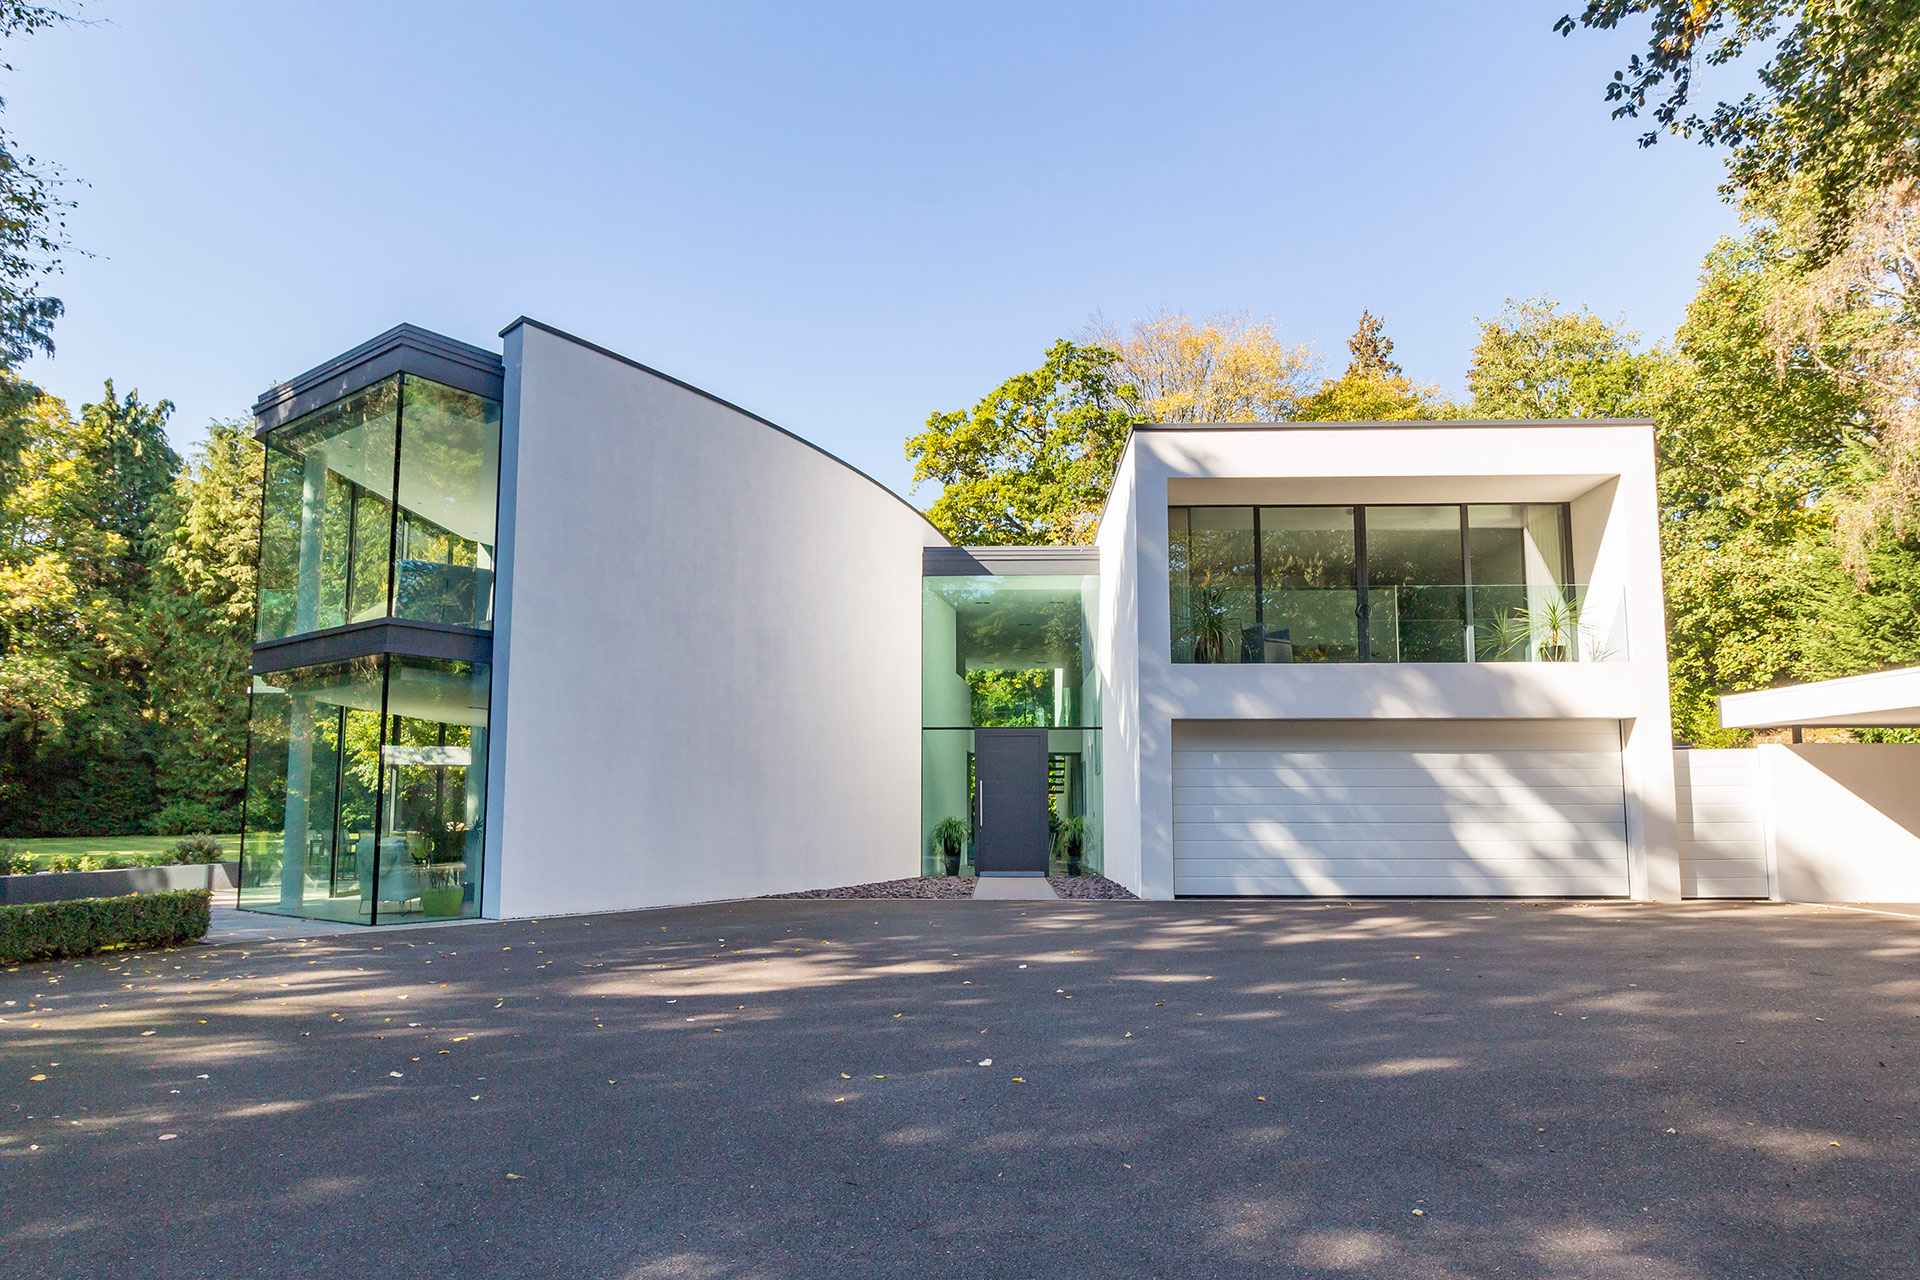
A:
1673;743;1920;901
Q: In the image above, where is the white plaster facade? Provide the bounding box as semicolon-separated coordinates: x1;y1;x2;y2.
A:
1096;422;1681;902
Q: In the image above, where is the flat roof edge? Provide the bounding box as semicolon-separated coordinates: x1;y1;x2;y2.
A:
253;323;505;434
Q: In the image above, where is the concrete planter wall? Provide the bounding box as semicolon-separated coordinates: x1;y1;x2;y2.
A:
0;861;238;906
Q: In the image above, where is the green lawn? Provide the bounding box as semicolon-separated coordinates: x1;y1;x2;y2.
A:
4;834;241;869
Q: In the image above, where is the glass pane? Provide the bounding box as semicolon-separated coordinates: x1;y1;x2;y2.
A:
923;575;1097;727
1170;507;1258;663
1365;506;1465;663
921;729;976;876
254;378;401;641
1047;728;1103;877
373;657;490;922
392;378;502;629
237;657;387;922
1259;507;1358;662
1469;504;1575;663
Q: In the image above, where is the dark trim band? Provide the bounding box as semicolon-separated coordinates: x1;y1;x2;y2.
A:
923;546;1101;576
251;619;493;674
254;324;505;435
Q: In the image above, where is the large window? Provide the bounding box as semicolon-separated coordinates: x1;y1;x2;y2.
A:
1170;503;1615;664
239;656;489;924
922;575;1102;877
256;375;501;642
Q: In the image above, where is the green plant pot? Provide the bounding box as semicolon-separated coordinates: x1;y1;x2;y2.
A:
421;886;464;917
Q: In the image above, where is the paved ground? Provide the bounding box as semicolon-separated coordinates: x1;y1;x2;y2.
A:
2;899;1917;1279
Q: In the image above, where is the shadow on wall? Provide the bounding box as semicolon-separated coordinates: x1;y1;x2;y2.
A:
1156;662;1658;898
1770;743;1920;902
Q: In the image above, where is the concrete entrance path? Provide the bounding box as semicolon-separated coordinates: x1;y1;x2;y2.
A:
5;899;1918;1279
971;875;1058;900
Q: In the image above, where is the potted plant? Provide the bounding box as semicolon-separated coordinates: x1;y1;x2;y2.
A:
931;816;968;877
1054;816;1088;876
420;865;465;917
1191;571;1230;663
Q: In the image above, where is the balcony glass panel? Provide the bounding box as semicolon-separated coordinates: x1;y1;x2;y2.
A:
1365;505;1465;663
1259;506;1359;663
1167;502;1616;663
1169;506;1259;663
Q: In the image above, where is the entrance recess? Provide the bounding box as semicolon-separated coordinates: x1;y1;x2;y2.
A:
973;727;1051;874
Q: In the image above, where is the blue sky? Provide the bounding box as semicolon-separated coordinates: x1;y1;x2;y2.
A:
9;1;1741;499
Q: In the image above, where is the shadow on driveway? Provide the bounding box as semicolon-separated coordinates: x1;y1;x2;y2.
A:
2;899;1916;1279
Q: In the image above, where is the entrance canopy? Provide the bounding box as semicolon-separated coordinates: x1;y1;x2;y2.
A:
1719;666;1920;729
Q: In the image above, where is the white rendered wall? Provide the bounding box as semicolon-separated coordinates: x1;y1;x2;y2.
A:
1764;743;1920;901
1096;456;1143;895
483;323;942;917
1108;422;1681;901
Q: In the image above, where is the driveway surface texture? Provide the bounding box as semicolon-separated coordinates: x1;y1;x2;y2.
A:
3;899;1917;1279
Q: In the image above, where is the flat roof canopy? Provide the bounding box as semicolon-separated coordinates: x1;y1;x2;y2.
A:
1719;666;1920;728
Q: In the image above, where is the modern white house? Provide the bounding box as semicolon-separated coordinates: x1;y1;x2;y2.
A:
238;320;1686;925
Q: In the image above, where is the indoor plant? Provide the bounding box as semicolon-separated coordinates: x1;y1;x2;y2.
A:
931;816;968;877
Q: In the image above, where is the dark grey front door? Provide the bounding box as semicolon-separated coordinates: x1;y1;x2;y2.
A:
973;728;1050;874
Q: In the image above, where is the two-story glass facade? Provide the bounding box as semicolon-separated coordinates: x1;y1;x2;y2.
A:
240;338;502;924
921;568;1102;877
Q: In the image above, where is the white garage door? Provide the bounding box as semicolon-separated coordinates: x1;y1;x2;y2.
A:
1172;719;1629;896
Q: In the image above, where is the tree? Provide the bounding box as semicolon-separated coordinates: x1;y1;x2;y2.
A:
145;419;262;827
1291;312;1451;421
1649;232;1905;744
1555;0;1920;259
1467;297;1657;419
1345;308;1402;377
1086;310;1319;422
0;3;76;368
0;379;179;834
906;340;1139;545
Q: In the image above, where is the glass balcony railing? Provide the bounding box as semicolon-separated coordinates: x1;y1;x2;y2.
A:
1171;583;1627;665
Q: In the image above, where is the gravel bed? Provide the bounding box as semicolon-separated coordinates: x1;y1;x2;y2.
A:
1047;874;1139;900
767;876;978;900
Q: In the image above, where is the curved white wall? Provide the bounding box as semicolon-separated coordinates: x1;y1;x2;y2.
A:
483;322;943;917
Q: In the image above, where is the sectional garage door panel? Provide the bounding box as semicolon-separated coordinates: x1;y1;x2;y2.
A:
1171;720;1629;897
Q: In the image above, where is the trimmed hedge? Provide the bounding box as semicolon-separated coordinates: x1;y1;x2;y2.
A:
0;889;211;964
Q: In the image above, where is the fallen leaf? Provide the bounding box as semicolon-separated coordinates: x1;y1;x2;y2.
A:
27;1074;45;1082
158;1134;177;1141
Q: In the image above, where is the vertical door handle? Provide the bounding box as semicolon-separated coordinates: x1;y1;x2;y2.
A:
977;782;986;827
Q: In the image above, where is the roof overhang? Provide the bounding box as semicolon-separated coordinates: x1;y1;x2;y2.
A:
253;323;504;436
1719;666;1920;728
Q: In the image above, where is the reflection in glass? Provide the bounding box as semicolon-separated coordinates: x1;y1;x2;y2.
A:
238;656;489;923
1259;506;1358;662
1169;507;1258;663
392;379;501;628
1365;505;1465;662
923;575;1099;728
255;379;401;641
255;375;501;642
1469;505;1576;662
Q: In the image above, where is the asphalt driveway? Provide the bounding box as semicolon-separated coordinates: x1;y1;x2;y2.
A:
3;898;1916;1279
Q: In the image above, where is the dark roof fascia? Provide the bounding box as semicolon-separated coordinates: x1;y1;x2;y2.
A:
253;324;506;437
499;316;950;543
924;546;1100;576
251;618;492;675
